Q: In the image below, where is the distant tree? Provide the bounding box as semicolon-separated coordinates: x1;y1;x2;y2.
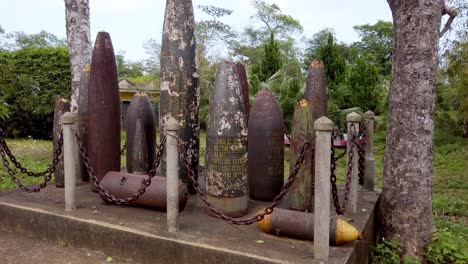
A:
13;30;66;49
116;51;145;79
142;38;161;76
252;33;282;83
347;57;380;112
353;20;393;76
65;0;92;111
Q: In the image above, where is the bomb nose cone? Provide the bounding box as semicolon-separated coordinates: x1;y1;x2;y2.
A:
334;217;361;245
256;211;272;233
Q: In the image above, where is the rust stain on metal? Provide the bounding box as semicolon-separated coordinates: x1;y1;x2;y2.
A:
205;62;248;216
248;89;284;201
88;32;121;191
160;0;199;193
288;99;315;211
53;98;70;187
235;63;250;125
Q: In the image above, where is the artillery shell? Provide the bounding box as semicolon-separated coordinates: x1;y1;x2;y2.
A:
305;60;327;121
53;98;70;188
235;63;250;125
125;93;156;174
205;62;248;217
88;32;121;191
288;99;315;211
100;171;188;212
257;208;361;245
248;89;284;201
77;63;91;182
159;0;200;194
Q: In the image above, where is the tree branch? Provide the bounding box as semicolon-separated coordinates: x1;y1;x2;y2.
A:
439;4;458;38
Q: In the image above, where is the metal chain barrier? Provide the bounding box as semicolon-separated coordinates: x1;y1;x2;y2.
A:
167;131;313;225
0;128;60;177
356;122;367;186
75;131;166;205
0;129;63;192
330;124;358;215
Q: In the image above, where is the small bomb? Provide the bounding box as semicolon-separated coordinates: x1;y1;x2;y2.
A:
125;93;156;174
257;208;361;245
205;62;248;217
248;89;284;201
88;32;121;191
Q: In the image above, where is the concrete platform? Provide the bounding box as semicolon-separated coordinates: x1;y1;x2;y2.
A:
0;184;379;264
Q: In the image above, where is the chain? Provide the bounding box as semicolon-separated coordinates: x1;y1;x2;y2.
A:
330;124;359;215
75;131;166;205
356;123;367;186
120;142;126;155
172;131;313;225
0;129;63;192
0;128;61;177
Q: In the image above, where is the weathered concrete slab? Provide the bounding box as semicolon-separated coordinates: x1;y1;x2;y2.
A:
0;184;379;264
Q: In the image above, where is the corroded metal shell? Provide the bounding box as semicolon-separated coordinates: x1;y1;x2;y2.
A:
288;99;315;211
88;32;121;191
77;63;91;182
248;89;284;201
159;0;200;193
100;171;188;212
126;93;156;174
235;63;250;125
53;98;70;188
305;60;328;121
205;62;248;217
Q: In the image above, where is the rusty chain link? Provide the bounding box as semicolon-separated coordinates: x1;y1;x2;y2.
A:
356;123;367;186
0;128;63;192
330;124;358;215
120;142;126;155
169;131;313;225
75;131;166;205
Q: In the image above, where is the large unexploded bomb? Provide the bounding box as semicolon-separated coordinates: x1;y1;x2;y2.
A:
88;32;121;191
53;98;70;188
205;62;248;218
257;208;361;245
159;0;200;193
305;60;328;121
100;172;188;212
77;63;91;182
248;89;284;201
288;99;315;211
126;93;156;174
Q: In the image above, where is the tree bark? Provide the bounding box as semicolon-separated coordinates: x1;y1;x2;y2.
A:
65;0;92;111
381;0;445;260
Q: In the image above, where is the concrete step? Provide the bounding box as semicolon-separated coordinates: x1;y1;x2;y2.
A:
0;185;379;264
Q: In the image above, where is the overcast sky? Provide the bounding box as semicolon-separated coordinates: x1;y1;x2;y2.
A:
0;0;392;61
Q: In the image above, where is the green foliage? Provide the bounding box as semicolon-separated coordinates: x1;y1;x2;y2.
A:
252;33;282;82
372;240;401;264
425;229;468;264
0;46;71;138
116;51;145;79
347;57;380;112
353;20;393;76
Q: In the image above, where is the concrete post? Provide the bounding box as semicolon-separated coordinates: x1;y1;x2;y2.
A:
347;112;361;213
62;112;79;211
314;116;333;263
363;111;375;191
165;116;180;233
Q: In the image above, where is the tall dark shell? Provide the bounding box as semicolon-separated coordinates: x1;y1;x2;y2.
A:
305;60;327;121
88;32;121;191
77;63;91;182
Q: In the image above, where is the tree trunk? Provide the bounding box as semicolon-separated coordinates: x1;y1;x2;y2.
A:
381;0;445;260
65;0;92;111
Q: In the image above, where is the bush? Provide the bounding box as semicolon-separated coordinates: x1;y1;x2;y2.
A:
425;229;468;264
0;46;70;138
